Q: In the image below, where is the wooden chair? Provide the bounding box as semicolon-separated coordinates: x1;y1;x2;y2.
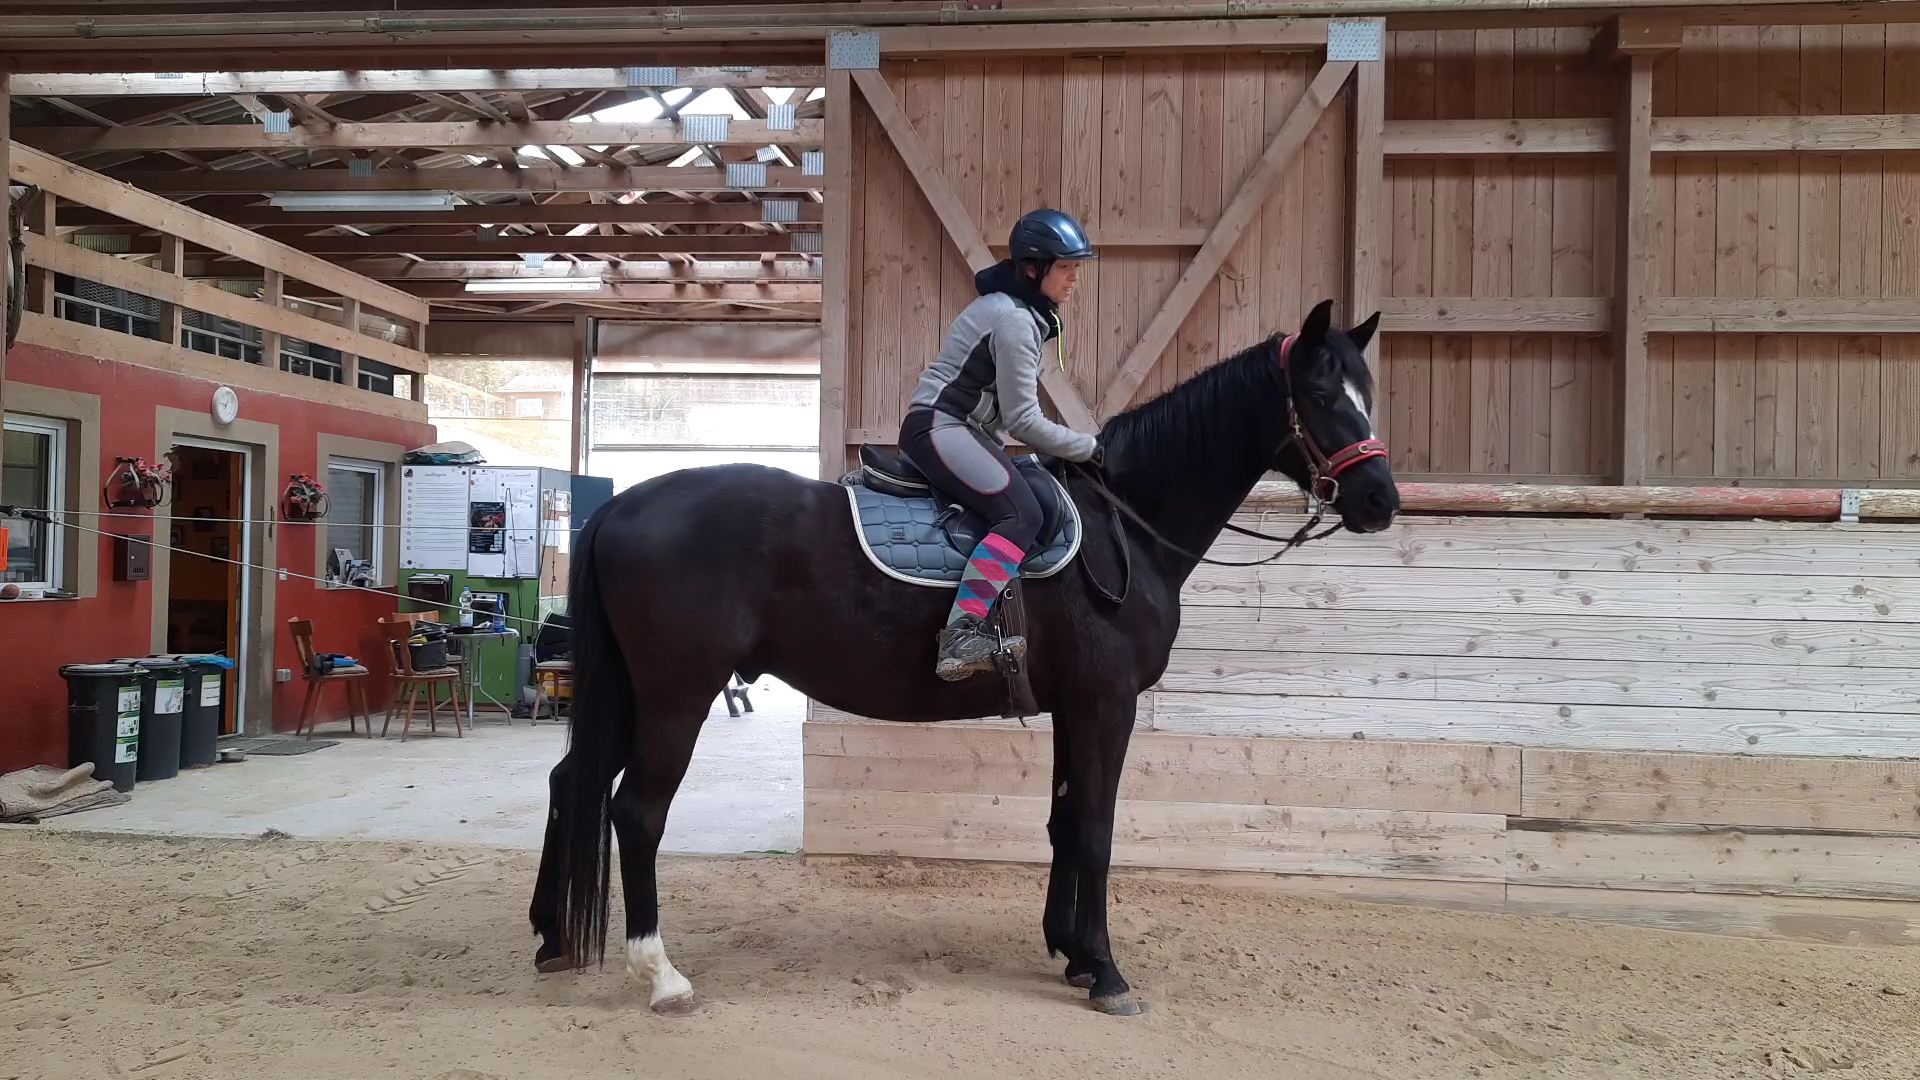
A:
287;617;373;737
378;616;466;740
391;609;472;710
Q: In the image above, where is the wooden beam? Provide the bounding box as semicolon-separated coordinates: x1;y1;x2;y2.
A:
64;201;827;229
157;234;186;345
11;68;826;98
21;186;56;315
1614;52;1653;487
404;281;819;303
288;233;808;257
23;233;429;374
1379;296;1610;333
819;68;852;481
1384;118;1612;156
850;67;1096;433
105;164;819;194
1097;59;1355;420
876;19;1327;56
23;118;825;154
17;311;427;423
1610;15;1687;54
570;313;590;473
8;142;429;324
258;269;284;368
1241;480;1920;520
339;295;361;387
1387;114;1920;156
1347;47;1386;437
315;258;821;282
1645;296;1920;333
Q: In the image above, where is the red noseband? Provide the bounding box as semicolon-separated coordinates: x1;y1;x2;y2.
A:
1276;333;1390;500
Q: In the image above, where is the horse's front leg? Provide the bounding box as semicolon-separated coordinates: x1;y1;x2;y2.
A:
1043;724;1090;988
1056;698;1142;1015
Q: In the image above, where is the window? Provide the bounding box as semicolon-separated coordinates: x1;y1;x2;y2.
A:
324;458;385;587
514;397;545;418
2;415;69;592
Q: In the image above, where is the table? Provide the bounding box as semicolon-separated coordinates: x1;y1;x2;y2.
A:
447;627;520;726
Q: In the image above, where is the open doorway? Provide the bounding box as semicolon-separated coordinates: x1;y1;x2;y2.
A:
166;442;249;734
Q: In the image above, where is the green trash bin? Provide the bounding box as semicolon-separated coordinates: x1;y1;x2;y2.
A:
115;657;188;783
150;653;232;768
61;662;143;793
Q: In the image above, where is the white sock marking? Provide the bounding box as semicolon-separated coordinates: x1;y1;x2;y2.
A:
627;933;694;1008
1343;379;1376;437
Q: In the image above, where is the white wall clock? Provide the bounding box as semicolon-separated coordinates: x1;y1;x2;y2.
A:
212;386;240;425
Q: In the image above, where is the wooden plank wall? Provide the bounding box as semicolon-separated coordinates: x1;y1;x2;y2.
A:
805;512;1920;935
1383;25;1920;485
845;52;1351;445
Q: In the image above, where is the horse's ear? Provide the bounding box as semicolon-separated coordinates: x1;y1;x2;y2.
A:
1300;298;1335;343
1347;310;1381;352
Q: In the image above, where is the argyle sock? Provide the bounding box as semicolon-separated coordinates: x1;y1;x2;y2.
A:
947;532;1026;626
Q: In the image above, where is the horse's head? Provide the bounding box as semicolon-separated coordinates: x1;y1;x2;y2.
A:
1271;299;1400;534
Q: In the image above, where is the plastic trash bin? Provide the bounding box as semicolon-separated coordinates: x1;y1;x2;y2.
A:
115;657;188;782
151;653;233;768
60;662;143;793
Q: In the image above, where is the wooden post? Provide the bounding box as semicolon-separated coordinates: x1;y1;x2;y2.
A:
339;296;361;387
1613;52;1653;486
257;268;283;366
1347;50;1386;440
818;66;853;481
570;312;591;474
157;235;187;347
23;188;55;315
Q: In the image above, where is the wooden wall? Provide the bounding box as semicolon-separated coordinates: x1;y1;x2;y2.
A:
842;49;1350;444
806;511;1920;936
1383;25;1920;485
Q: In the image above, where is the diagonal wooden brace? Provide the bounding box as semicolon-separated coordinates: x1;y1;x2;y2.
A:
1094;59;1356;421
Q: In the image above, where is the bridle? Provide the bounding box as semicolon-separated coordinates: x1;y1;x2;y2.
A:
1072;332;1393;602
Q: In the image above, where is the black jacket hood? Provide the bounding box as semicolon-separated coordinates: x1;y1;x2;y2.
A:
974;259;1061;340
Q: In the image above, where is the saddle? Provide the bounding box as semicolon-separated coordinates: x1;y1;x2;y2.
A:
840;443;1084;719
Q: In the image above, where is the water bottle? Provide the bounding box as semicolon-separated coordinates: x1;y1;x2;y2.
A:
457;586;473;628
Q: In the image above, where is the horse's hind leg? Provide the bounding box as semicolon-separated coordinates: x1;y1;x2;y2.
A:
611;690;711;1015
529;756;575;970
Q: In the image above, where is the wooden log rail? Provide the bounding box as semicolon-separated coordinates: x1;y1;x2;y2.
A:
1243;482;1920;520
6;141;430;402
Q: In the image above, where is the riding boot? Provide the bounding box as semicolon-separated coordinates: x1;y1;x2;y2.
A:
937;532;1029;681
936;611;1026;682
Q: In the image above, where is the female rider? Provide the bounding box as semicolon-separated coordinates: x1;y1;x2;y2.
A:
897;208;1102;681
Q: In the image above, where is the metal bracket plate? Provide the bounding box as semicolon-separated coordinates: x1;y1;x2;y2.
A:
1327;18;1385;62
801;150;825;176
681;114;730;143
261;110;292;134
726;162;769;188
1841;489;1863;523
347;157;374;178
761;198;801;223
790;231;825;254
828;31;881;70
766;102;797;131
623;66;678;87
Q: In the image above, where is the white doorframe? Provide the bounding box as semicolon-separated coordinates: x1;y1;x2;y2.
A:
170;436;254;733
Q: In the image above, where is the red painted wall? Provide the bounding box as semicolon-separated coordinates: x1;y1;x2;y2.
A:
0;342;437;771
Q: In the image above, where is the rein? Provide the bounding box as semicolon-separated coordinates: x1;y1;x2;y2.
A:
1070;332;1390;601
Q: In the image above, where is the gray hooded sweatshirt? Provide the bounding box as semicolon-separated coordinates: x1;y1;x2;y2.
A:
906;261;1098;462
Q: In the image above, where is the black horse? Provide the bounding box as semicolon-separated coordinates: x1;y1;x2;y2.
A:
531;298;1400;1017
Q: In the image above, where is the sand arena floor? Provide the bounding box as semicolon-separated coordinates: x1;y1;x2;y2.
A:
3;828;1917;1080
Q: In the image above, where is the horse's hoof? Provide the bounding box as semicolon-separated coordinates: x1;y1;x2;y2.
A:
1064;971;1095;990
650;992;701;1017
534;949;573;973
1090;993;1146;1017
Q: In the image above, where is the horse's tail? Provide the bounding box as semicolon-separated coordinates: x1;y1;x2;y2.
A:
555;501;633;968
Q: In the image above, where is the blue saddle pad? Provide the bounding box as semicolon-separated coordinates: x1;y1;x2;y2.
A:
842;475;1082;588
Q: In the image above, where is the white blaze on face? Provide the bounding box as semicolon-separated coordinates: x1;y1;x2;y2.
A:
1343;379;1376;438
627;933;695;1009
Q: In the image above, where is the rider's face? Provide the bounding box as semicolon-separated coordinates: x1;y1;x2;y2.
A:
1039;260;1081;305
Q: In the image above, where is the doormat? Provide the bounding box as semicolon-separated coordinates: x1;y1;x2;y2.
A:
217;737;338;756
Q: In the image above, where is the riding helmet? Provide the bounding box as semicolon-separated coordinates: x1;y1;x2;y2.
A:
1009;208;1097;262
